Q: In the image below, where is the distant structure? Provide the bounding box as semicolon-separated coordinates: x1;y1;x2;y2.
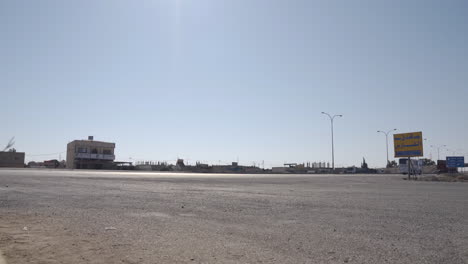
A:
134;160;263;174
0;137;25;168
66;136;115;169
27;159;65;169
0;149;25;168
272;162;331;174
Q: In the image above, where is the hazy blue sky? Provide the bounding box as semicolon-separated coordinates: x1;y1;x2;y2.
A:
2;0;467;168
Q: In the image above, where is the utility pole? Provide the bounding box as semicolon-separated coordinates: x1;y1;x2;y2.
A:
321;112;343;172
423;138;431;160
431;145;446;161
377;129;397;167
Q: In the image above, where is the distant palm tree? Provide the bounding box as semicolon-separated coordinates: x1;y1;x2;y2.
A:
387;160;398;168
2;137;15;152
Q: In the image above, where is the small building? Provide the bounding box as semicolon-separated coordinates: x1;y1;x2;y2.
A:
66;136;115;169
0;151;25;168
272;163;308;174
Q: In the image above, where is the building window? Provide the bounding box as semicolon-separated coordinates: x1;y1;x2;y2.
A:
91;148;98;154
103;149;112;155
77;147;87;153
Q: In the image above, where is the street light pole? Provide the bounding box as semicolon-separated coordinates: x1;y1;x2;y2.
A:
377;129;397;167
424;138;431;159
448;148;463;156
322;112;343;172
431;145;446;161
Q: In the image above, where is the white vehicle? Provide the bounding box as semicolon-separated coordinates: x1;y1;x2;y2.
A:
399;158;422;175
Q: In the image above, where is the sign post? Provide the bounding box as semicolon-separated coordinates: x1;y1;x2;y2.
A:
408;156;411;180
446;156;465;173
394;132;424;180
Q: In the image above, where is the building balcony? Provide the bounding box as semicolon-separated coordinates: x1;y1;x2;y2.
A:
75;153;115;160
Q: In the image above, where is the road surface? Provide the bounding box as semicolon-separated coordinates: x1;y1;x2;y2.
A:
0;169;467;263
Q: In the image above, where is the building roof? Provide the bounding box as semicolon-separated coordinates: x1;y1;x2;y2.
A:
68;140;115;146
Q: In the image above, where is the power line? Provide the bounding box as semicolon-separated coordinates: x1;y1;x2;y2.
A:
26;152;65;157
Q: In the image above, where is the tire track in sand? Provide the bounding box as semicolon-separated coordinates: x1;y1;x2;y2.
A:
0;249;7;264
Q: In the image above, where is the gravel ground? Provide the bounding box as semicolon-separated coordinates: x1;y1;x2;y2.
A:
0;169;467;264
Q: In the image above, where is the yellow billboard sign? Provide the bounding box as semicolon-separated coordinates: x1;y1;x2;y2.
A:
393;132;424;157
